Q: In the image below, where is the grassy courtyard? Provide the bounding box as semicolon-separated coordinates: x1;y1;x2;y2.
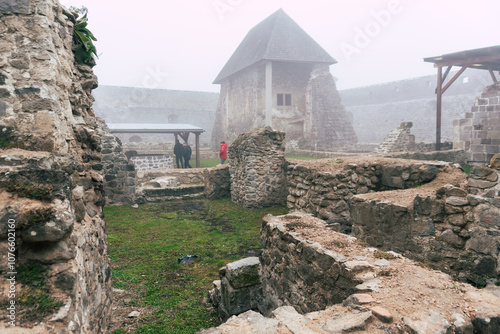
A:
105;199;288;333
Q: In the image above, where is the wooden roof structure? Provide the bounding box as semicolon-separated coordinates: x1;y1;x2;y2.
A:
108;123;204;168
213;9;336;84
424;45;500;150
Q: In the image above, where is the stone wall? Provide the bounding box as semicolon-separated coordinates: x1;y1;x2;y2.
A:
454;82;500;164
204;213;500;334
258;213;361;315
286;158;450;233
229;127;287;208
99;120;136;206
203;165;230;200
340;69;492;146
130;154;173;170
375;121;415;153
0;1;111;332
350;164;500;286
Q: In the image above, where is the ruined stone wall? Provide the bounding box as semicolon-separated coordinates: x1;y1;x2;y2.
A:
259;213;361;315
350;165;500;286
0;1;111;332
286;158;448;233
203;165;230;200
229;127;287;208
99;120;136;206
375;121;415;153
306;64;357;151
454;82;500;164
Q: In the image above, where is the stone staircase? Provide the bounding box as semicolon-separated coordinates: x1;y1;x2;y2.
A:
135;168;207;202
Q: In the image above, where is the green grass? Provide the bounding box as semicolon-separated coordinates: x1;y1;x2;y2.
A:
199;158;220;168
105;198;288;333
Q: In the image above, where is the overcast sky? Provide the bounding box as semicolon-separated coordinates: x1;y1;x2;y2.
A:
59;0;499;93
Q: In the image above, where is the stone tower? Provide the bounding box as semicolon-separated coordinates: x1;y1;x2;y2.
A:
211;9;357;151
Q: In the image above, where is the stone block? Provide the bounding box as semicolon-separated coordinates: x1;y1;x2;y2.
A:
225;257;261;289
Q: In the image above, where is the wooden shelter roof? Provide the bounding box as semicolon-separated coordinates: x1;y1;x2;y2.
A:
424;45;500;72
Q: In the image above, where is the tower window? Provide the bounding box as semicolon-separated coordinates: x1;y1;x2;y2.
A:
277;93;292;106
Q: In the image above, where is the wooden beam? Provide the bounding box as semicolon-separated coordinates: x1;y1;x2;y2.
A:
436;66;442;151
442;66;452;82
441;65;468;94
489;69;498;83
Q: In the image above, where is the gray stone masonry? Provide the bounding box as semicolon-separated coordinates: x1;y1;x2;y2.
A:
202;213;500;333
454;81;500;164
99;119;136;206
204;165;230;200
286;158;449;234
351;164;500;286
375;121;415;153
0;1;112;332
229;127;287;208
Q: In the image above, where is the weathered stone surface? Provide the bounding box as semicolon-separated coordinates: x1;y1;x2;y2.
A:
226;257;261;289
229;127;287;208
0;0;113;331
404;311;451;334
369;306;393;323
321;311;372;333
342;293;375;306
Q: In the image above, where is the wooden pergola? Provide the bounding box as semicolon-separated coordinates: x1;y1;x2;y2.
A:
107;123;205;168
424;45;500;150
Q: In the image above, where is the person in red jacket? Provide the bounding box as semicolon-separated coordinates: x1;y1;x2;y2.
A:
219;141;228;164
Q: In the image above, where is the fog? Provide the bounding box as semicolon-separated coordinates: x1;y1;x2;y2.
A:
60;0;500;92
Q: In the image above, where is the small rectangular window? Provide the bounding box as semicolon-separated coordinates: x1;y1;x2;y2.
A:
277;94;284;106
285;94;291;106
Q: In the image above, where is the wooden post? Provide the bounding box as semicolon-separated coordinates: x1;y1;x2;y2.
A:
436;66;442;151
195;133;200;168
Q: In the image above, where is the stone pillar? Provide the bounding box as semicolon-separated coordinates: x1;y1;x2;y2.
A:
229;127;287;208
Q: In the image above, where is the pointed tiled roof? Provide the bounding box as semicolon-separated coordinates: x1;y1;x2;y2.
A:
213;9;336;84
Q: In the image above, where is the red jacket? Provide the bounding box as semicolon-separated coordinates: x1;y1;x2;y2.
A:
219;143;228;160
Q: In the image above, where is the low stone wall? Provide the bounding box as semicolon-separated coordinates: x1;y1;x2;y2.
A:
384;149;466;165
204;213;500;333
351;165;500;286
130;154;173;170
136;168;204;186
286;158;450;233
203;165;230;200
229;127;287;208
259;213;361;315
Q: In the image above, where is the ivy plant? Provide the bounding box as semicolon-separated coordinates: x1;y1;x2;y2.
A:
70;6;98;64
